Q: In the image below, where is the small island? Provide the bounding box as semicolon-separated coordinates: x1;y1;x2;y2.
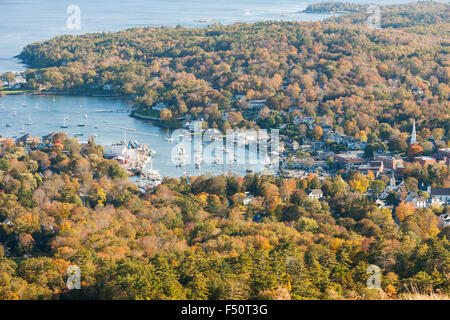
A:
302;1;367;14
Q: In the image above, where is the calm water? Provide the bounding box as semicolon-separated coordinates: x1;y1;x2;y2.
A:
0;94;267;177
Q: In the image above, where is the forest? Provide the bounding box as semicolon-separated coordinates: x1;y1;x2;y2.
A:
0;134;448;299
14;2;449;142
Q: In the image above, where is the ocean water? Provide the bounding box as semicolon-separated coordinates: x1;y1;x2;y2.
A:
0;94;269;177
0;0;431;74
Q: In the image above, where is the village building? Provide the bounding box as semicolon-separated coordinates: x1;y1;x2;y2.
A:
16;134;41;146
308;189;323;200
248;99;266;110
153;102;169;111
429;187;450;205
373;152;404;170
357;160;384;177
413;156;436;166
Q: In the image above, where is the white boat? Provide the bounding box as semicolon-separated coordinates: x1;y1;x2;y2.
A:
20;125;25;134
12;108;17;116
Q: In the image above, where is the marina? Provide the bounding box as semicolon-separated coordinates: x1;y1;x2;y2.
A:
0;94;266;178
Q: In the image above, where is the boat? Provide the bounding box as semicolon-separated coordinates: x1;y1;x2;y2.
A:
74;133;84;137
84;114;88;119
20;125;25;134
77;122;86;127
5;122;11;128
11;108;17;116
25;116;33;126
165;137;174;142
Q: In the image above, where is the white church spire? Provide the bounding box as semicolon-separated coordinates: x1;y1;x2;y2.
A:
410;119;417;145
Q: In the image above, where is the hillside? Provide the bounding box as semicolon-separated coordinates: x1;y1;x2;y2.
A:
0;135;449;299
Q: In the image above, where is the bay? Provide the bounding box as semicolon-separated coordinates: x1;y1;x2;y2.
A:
0;94;266;177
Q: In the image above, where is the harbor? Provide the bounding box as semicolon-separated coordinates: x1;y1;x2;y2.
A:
0;94;265;178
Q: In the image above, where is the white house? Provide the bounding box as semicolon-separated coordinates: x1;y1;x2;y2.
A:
405;193;428;208
248;100;267;110
412;196;427;209
429;188;450;205
308;189;323;200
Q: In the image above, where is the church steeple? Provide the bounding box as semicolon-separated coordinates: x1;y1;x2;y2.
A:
410;119;417;145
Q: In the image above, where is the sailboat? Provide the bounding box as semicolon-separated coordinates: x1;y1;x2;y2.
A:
20;125;25;134
61;116;69;128
25;116;33;126
5;121;11;128
11;108;17;116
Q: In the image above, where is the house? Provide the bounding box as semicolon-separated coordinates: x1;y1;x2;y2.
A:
248;100;266;110
153;102;169;111
243;192;255;205
412;196;428;208
429;187;450;205
438;148;450;165
334;152;364;168
16;134;41;146
358;160;384;177
405;193;428;208
324;131;344;144
438;148;450;158
42;132;56;143
308;189;323;200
